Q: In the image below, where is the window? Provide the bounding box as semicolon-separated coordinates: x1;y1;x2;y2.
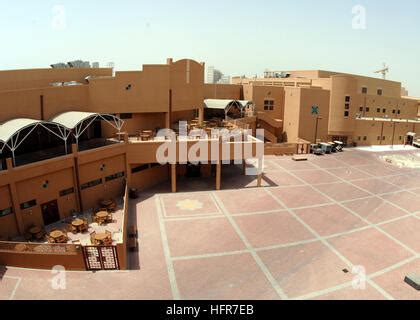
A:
377;108;380;113
363;136;367;141
105;172;125;182
377;136;381;141
377;89;383;96
392;110;396;114
366;107;370;112
119;113;132;119
81;178;102;190
399;136;402;141
362;87;368;94
20;199;37;210
59;187;74;197
263;100;274;111
345;103;350;110
359;107;363;112
345;96;351;102
358;136;361;141
397;110;401;115
383;108;386;113
0;207;13;217
344;111;350;118
131;164;149;174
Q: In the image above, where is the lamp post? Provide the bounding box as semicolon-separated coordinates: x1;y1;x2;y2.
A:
314;116;323;144
311;105;322;144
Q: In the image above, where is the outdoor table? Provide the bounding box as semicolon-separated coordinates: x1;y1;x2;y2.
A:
29;226;41;235
94;233;110;245
49;230;66;243
100;199;113;207
71;219;84;232
96;211;108;219
95;211;108;225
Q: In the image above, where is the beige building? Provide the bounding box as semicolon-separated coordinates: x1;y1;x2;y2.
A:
228;70;420;145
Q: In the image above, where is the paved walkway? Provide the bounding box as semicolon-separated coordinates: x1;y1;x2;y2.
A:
1;149;419;300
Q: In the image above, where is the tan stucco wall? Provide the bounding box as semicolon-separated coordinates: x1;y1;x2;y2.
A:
204;84;242;100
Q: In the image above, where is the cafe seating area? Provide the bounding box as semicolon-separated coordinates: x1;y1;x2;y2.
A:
19;198;124;246
127;117;246;143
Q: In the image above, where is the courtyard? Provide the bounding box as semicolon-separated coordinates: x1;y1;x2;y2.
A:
0;148;419;300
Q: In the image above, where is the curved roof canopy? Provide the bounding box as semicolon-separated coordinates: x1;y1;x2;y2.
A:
204;99;252;111
0;118;41;145
49;111;124;139
0;118;68;153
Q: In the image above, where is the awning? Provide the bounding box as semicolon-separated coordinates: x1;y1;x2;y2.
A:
0;118;42;145
49;111;124;139
237;100;252;108
204;99;239;111
0;118;70;163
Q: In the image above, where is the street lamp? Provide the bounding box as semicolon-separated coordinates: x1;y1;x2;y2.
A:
314;116;323;144
311;105;322;143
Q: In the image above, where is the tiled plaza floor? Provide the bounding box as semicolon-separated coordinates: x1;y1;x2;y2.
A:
1;148;419;300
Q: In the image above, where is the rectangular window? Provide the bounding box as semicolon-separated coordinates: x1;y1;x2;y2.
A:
377;89;383;96
377;136;381;141
383;108;386;113
105;172;125;182
345;103;350;110
263;100;274;111
397;110;401;115
131;164;149;174
81;178;102;190
358;136;361;141
362;87;368;94
359;107;363;112
366;107;370;112
344;111;350;118
377;108;380;113
392;110;396;114
363;136;367;141
20;199;37;210
345;96;351;102
119;113;132;119
399;136;402;141
0;207;13;217
59;187;75;197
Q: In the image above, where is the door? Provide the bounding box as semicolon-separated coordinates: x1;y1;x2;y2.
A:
41;200;60;226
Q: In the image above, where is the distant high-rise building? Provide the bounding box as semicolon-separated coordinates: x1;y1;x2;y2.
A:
207;65;226;84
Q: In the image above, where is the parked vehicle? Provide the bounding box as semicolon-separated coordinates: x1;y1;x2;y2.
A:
333;141;344;152
310;144;324;155
319;142;333;154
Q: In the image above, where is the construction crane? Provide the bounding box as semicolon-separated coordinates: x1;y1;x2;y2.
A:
374;63;389;80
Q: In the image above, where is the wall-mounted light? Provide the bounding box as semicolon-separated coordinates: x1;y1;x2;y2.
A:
100;164;106;171
126;84;132;90
42;180;49;189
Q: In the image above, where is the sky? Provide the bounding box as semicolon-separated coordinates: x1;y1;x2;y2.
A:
0;0;419;96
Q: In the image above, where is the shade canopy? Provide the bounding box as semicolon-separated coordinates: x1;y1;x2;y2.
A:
49;111;123;131
0;111;124;165
0;118;42;144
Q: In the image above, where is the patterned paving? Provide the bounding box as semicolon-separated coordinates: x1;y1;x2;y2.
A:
1;149;419;300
